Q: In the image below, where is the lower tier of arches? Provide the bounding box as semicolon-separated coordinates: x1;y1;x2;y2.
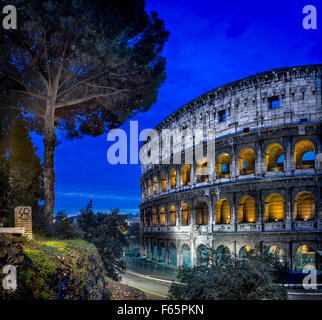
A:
140;231;322;271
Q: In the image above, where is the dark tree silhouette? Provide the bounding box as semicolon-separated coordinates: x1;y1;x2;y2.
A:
0;0;169;218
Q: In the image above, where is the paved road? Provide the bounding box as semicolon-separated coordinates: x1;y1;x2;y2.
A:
121;270;170;300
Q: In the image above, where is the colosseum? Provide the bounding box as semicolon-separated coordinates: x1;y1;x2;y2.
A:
139;64;322;272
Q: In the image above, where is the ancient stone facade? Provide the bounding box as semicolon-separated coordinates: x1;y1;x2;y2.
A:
139;64;322;271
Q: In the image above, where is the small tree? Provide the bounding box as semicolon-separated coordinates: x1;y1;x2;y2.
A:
0;0;169;218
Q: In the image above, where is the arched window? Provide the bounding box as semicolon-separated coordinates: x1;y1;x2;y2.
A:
294;140;315;169
215;199;230;224
264;193;284;222
180;203;190;226
239;246;254;259
169;168;176;189
168;205;176;226
294;192;315;221
238;148;255;175
265;246;285;262
146;210;151;226
196;245;208;266
238;196;255;223
160;173;166;192
216;245;231;265
153;242;158;261
143;211;147;226
153;176;158;194
159;207;166;226
295;245;316;271
144;182;147;196
181;164;191;186
169;243;177;266
196;158;209;183
148;180;152;196
181;244;191;267
159;243;166;263
195;201;208;225
265;143;284;172
216;153;230;178
152;209;157;226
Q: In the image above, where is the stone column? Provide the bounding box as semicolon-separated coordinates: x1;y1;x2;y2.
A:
14;206;32;240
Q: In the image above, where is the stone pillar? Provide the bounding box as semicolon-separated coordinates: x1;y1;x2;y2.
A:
284;136;293;173
255;138;263;176
166;240;170;264
285;187;292;229
14;206;32;240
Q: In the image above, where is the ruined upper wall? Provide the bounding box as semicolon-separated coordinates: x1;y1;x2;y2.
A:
140;64;322;174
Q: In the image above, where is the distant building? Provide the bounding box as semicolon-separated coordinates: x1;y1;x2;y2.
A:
139;64;322;270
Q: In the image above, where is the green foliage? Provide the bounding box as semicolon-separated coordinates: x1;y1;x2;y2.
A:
77;202;129;281
169;252;288;300
127;222;140;246
52;210;82;240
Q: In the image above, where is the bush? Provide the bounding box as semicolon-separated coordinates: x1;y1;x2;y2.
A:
52;211;81;240
169;252;288;300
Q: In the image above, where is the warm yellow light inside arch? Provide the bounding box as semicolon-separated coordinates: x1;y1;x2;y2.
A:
215;199;230;224
196;158;209;183
181;164;191;186
152;208;157;226
294;140;315;169
159;207;165;226
238;148;255;175
195;201;208;225
168;205;176;226
264;193;284;222
264;143;284;172
238;195;255;223
294;191;315;221
148;180;152;196
216;153;230;178
180;203;190;226
160;173;166;191
169;168;176;189
153;176;158;194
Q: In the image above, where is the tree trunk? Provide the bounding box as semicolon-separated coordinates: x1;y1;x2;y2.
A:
43;123;56;220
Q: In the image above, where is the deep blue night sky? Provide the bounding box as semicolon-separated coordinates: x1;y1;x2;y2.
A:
31;0;322;215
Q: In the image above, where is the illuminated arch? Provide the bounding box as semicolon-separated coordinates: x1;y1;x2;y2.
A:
169;243;177;266
195;201;208;225
294;140;315;169
148;179;152;196
196;244;208;266
180;203;190;226
153;176;158;194
216;245;231;264
152;241;158;261
295;245;316;271
264;193;284;222
144;182;147;196
181;164;191;186
238;148;255;175
265;143;284;172
265;246;285;262
294;192;315;221
152;208;157;226
239;246;254;258
238;196;255;223
168;205;176;226
215;199;230;224
159;242;166;263
169;168;176;189
216;153;230;178
160;173;166;192
196;158;209;183
159;207;166;226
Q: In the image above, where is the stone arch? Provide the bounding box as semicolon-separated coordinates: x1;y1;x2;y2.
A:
181;164;191;186
196;244;208;266
216;245;231;264
160;173;166;192
294;191;315;221
238;196;256;223
216;153;230;178
196;158;209;183
238;148;255;175
265;246;286;262
168;205;176;226
215;199;230;224
144;182;147;197
159;207;166;226
153;176;158;194
295;245;316;271
294;140;315;169
169;168;177;189
148;179;152;196
180;203;190;226
239;245;255;258
181;244;191;267
169;243;177;266
264;193;284;222
152;241;158;261
195;201;209;225
152;208;157;226
265;143;284;172
159;242;166;263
